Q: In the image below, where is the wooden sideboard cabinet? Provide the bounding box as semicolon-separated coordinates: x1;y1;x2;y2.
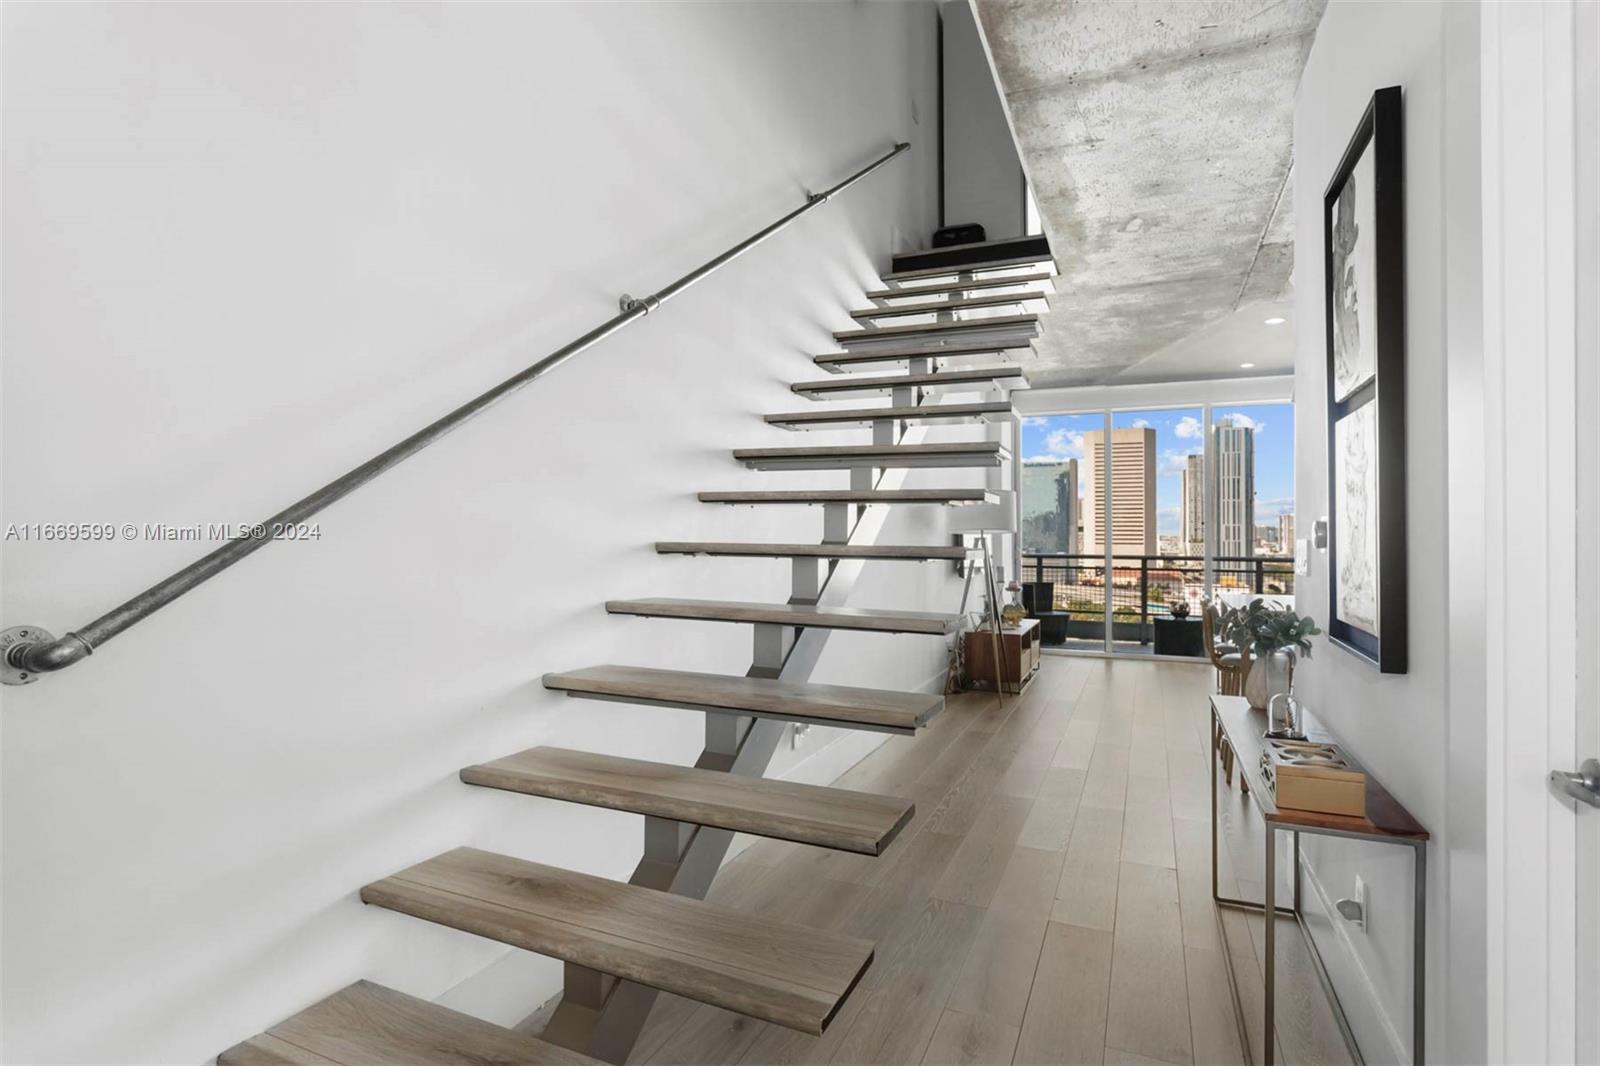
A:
963;618;1041;694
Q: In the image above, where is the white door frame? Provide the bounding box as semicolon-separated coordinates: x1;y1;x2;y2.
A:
1481;2;1595;1061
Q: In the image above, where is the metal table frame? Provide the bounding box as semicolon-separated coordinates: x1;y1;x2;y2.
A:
1209;702;1427;1066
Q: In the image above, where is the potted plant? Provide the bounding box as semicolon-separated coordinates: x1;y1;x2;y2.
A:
1216;598;1322;710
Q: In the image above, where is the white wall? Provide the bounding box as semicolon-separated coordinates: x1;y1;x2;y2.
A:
940;0;1025;241
0;3;956;1061
1291;3;1484;1063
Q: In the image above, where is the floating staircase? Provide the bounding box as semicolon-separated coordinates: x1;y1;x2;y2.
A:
360;849;874;1035
220;226;1053;1064
848;289;1049;320
790;365;1029;399
219;980;599;1066
731;440;1009;470
697;487;996;506
542;665;943;734
832;311;1041;347
461;746;914;854
812;340;1035;373
861;268;1055;301
764;399;1015;429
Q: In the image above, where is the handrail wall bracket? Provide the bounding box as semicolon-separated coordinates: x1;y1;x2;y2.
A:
2;140;912;686
2;626;89;685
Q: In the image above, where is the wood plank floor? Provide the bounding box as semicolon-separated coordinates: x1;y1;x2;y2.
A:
527;656;1354;1065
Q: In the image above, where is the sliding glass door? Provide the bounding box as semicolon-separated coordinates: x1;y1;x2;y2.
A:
1018;397;1293;658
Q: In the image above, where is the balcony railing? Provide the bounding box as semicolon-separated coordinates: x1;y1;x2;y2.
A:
1018;552;1295;654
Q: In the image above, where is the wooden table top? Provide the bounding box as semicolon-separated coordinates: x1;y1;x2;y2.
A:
1211;695;1429;842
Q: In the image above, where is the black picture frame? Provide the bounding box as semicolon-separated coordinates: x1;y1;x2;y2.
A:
1323;86;1407;674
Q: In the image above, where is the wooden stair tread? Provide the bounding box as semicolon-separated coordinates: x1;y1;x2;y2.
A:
883;257;1057;283
862;270;1056;300
605;597;958;634
889;234;1053;273
217;980;595;1066
656;541;969;560
833;313;1040;343
732;440;1007;470
542;664;943;734
765;400;1014;429
848;290;1048;320
360;848;874;1035
460;746;914;855
813;342;1034;373
884;237;1058;281
698;488;997;506
792;366;1027;398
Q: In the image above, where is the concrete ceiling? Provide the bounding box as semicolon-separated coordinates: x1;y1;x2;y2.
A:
973;0;1326;388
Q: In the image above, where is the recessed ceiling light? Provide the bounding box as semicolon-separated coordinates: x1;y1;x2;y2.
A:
1264;316;1286;325
1240;362;1256;369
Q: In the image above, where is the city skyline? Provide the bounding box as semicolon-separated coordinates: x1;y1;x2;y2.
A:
1082;426;1157;556
1021;404;1295;539
1214;416;1255;558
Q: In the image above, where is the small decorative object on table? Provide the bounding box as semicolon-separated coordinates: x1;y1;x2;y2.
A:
1258;737;1367;817
1002;581;1026;627
1171;599;1191;620
1266;690;1307;740
1216;598;1322;712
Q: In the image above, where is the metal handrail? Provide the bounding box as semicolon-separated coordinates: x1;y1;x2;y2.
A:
1;141;912;685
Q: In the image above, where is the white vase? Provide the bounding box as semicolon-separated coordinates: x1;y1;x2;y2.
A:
1244;649;1296;711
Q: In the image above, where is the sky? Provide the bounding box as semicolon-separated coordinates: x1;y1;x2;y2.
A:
1020;403;1296;535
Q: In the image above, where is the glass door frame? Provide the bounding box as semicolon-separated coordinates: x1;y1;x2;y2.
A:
1013;389;1293;660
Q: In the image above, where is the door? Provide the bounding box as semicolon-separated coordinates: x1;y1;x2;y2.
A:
1575;3;1600;1058
1574;1;1599;1059
1483;1;1598;1061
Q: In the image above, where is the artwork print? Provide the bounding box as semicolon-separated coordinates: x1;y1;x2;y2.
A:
1334;403;1379;636
1330;145;1377;400
1324;85;1406;674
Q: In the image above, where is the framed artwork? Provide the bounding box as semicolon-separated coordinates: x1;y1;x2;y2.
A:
1324;86;1407;673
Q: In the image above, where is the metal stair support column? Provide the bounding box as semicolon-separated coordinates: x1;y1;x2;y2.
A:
545;378;939;1064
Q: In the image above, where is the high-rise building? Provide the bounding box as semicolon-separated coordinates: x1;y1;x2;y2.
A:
1180;452;1204;555
1021;459;1079;554
1214;417;1255;559
1278;512;1296;554
1082;427;1156;556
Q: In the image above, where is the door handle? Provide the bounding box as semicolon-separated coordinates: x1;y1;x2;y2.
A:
1549;758;1600;808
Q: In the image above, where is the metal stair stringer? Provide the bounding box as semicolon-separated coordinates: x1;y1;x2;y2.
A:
541;415;949;1063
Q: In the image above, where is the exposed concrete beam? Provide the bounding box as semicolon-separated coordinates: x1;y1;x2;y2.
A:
974;0;1326;387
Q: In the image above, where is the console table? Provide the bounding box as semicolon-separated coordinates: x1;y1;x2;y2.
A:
1209;695;1429;1065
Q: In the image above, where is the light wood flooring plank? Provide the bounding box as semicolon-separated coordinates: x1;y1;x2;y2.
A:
1052;805;1125;932
921;1009;1021;1066
1017;767;1086;853
1015;922;1113;1066
945;907;1049;1027
1104;862;1193;1064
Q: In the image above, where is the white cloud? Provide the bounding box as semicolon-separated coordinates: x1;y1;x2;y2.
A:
1130;418;1152;429
1021;415;1050;427
1159;449;1200;476
1044;428;1084;458
1174;415;1203;440
1217;411;1266;433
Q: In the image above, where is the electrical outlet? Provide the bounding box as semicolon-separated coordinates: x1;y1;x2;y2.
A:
1335;875;1369;930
